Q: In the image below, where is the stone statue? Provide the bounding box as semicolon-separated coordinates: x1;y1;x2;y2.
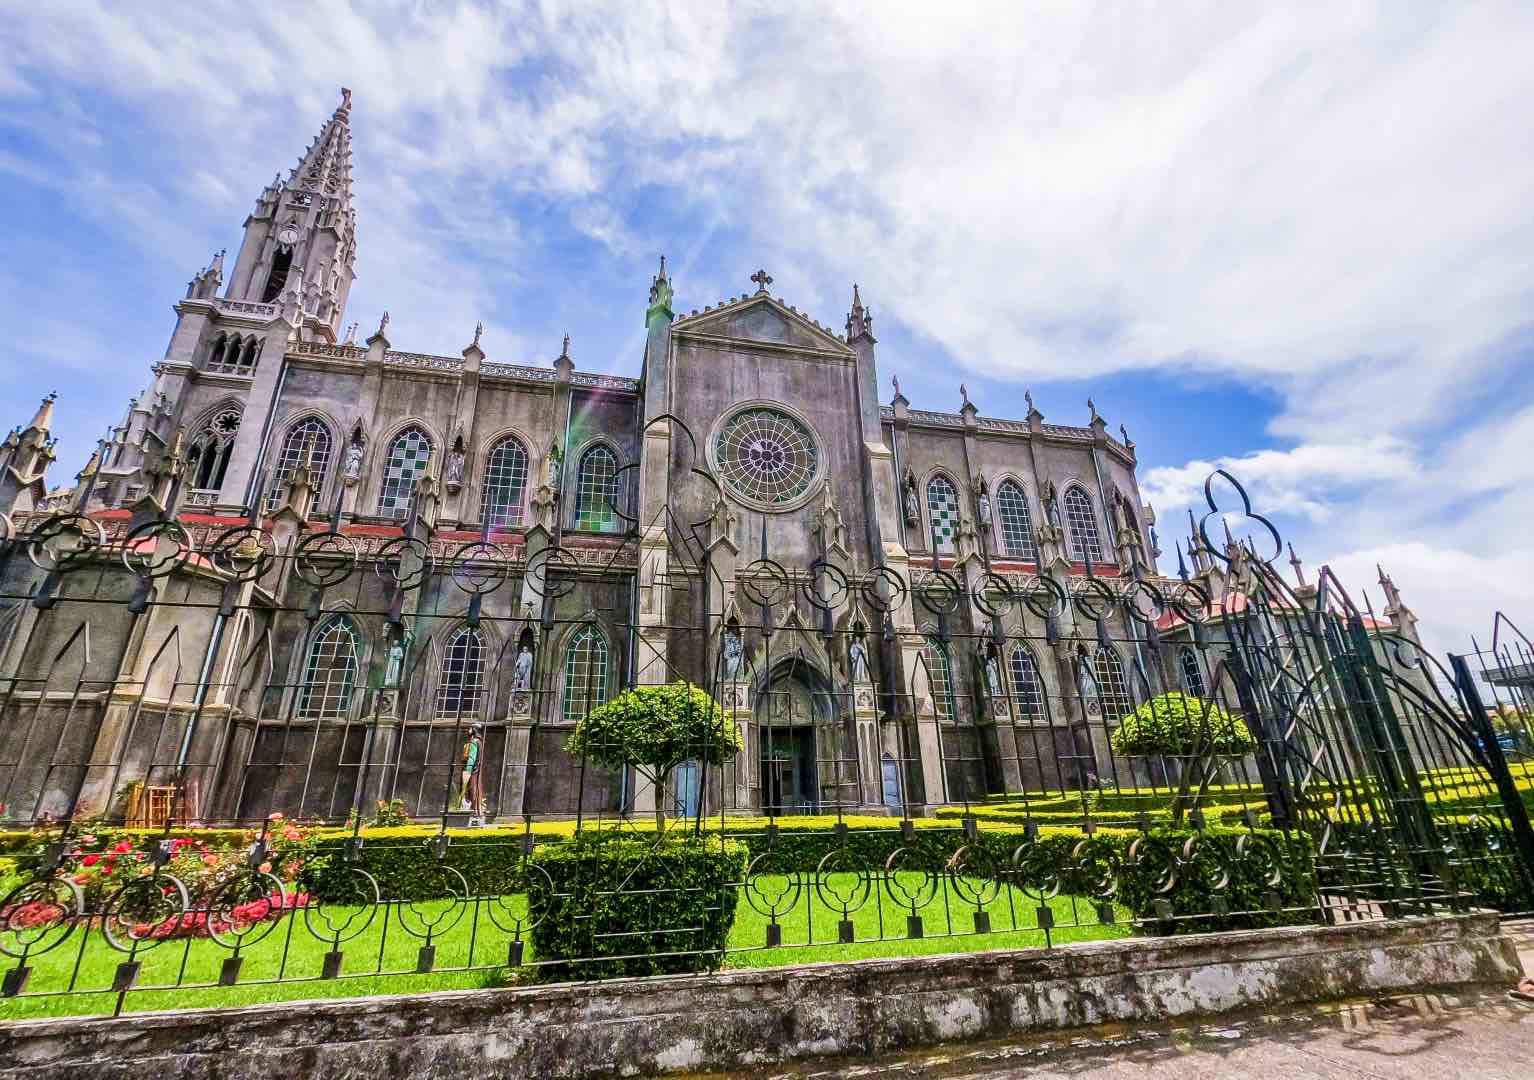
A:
848;637;870;684
903;474;920;526
721;625;743;681
546;442;563;490
446;447;465;485
985;653;1002;698
977;490;992;528
459;725;485;821
343;439;364;483
511;644;534;691
384;629;413;688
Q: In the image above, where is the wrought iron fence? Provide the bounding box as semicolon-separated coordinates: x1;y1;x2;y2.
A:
0;464;1531;1019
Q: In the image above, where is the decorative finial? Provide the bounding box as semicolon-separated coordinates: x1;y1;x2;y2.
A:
338;87;353;113
750;268;773;293
1289;543;1308;587
891;374;901;399
960;383;970;407
560;333;571;359
1119;423;1132;446
1025;389;1035;412
1087;397;1098;421
658;253;667;279
852;282;862;309
377;310;390;337
473;321;483;347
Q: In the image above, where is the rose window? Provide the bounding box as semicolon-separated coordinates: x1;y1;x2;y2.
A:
713;407;820;507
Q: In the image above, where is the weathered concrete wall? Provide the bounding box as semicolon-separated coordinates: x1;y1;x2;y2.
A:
0;914;1520;1080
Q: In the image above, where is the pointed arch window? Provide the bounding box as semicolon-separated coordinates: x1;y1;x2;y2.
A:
925;474;959;553
561;624;610;723
1085;647;1134;726
186;406;242;495
297;615;360;718
995;480;1037;561
267;417;333;512
376;426;433;519
1179;647;1206;698
261;248;293;304
481;435;530;528
920;635;957;722
574;445;619;532
435;627;487;719
1063;485;1103;564
1008;644;1046;721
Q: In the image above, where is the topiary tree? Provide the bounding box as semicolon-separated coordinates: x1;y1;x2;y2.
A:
565;681;742;831
1111;691;1256;825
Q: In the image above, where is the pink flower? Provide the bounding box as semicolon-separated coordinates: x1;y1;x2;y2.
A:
112;840;132;855
80;834;96;845
258;861;273;875
268;812;284;821
72;873;89;885
281;827;301;842
200;852;219;867
81;854;101;867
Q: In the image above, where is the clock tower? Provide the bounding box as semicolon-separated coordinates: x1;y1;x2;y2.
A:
224;88;357;343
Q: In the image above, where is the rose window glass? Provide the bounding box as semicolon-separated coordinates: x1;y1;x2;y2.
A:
713;408;820;506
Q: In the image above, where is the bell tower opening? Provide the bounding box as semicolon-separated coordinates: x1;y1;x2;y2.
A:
261;247;293;304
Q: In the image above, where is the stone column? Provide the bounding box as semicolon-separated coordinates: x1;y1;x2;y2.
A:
498;687;536;822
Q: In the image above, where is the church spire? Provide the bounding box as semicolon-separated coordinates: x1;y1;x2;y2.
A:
225;88;357;341
845;283;874;341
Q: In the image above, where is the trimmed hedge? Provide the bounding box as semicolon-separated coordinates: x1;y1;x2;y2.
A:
527;835;747;981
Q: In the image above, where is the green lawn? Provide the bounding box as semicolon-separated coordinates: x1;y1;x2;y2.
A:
0;877;1128;1020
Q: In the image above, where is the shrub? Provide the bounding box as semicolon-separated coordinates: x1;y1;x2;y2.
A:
565;682;741;830
527;835;746;982
1111;692;1255;757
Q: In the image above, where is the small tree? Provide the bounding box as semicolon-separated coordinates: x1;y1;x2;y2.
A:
565;682;742;831
1111;691;1256;825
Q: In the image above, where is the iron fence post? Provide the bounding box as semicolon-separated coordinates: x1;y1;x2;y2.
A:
1450;652;1534;904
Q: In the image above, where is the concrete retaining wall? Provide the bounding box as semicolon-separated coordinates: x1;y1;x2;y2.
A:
0;913;1521;1079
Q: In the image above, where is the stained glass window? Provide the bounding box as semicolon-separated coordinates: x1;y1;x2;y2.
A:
713;407;820;506
1179;647;1206;698
297;615;359;718
376;426;433;519
925;474;959;553
920;635;957;721
1089;647;1134;726
435;627;486;719
481;435;529;528
575;446;619;531
995;480;1037;560
268;417;333;511
1008;644;1046;721
1064;485;1103;564
562;624;610;722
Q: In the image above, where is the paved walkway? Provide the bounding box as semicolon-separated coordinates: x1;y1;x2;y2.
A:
695;920;1534;1080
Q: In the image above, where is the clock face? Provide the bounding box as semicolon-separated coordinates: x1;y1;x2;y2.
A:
278;225;299;247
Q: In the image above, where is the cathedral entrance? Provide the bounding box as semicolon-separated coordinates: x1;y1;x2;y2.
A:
755;660;832;816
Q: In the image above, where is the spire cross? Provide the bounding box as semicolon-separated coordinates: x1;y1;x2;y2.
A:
750;268;773;293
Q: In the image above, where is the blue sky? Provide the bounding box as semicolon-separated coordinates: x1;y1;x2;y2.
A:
2;2;1532;654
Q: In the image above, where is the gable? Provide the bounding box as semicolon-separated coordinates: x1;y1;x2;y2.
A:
674;296;850;354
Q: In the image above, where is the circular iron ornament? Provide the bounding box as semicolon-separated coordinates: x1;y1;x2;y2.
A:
971;572;1017;619
445;540;509;596
1199;469;1283;568
1177;834;1231;895
485;860;555;937
1120;578;1168;627
947;845;1003;909
0;876;83;960
914;569;963;617
397;863;471;942
1069;576;1118;622
374;535;433;591
813;849;873;921
859;565;908;613
118;519;195;580
1125;835;1179;897
801;559;851;613
522;545;580;601
741;854;804;924
26;513;106;574
881;848;941;914
294;530;361;589
303;867;382;945
203;871;289;950
1069;837;1121;900
740;558;791;608
208;525;277;582
1167;580;1212;624
1233;833;1286;891
101;872;191;952
1020;575;1068;620
1009;839;1063;901
711;406;822;510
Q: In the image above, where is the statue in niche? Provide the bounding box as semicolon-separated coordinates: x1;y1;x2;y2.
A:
343;432;364;484
511;643;534;691
545;440;563;491
848;636;871;685
446;444;465;486
384;626;414;689
984;649;1002;699
902;470;920;526
976;473;992;528
721;622;743;681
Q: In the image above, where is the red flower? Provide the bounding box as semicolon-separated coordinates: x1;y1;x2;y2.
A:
81;854;101;867
72;873;89;885
112;840;132;855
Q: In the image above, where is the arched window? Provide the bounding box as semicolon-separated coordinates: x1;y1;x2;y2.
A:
186;406;242;495
481;435;530;528
925;474;959;553
376;426;433;519
919;635;957;722
995;480;1037;561
1086;647;1134;726
1008;644;1046;721
267;417;333;511
297;615;360;718
1063;485;1103;564
561;624;610;722
261;248;293;304
574;445;619;531
1179;647;1206;698
435;627;487;719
